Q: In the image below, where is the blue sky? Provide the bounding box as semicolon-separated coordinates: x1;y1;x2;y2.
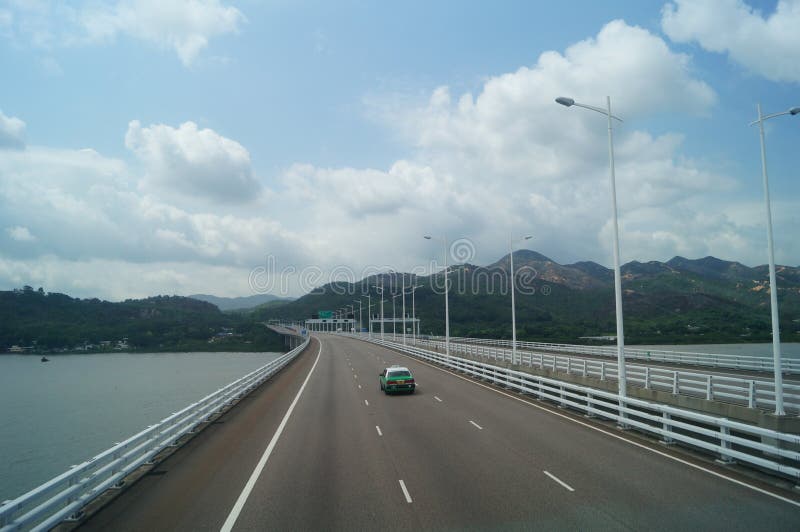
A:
0;0;798;299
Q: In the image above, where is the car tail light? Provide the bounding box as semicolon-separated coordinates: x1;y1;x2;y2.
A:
407;379;415;384
387;380;398;385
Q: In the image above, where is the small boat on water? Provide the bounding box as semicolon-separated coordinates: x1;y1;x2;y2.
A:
41;356;49;362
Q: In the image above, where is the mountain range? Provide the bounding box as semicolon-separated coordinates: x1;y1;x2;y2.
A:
252;251;800;344
189;293;294;311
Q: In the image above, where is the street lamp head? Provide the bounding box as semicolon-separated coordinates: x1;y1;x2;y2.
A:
555;96;575;107
524;235;533;240
424;235;432;240
790;107;800;116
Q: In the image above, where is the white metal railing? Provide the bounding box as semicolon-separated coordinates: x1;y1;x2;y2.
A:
410;338;800;413
422;335;800;374
349;335;800;481
0;336;310;532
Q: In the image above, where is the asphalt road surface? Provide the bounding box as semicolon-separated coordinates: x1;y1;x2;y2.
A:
80;334;800;531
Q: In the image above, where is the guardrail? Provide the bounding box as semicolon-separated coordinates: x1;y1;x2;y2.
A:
0;336;310;532
420;335;800;374
351;335;800;481
410;337;800;413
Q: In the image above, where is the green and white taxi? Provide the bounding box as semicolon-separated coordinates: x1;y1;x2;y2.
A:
379;365;416;395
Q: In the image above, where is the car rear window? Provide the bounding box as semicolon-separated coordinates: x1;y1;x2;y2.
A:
387;370;411;378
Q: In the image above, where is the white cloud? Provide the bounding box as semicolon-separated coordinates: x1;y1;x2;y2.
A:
0;0;244;66
80;0;244;66
0;110;25;149
662;0;800;83
125;120;261;204
6;226;36;242
2;18;797;301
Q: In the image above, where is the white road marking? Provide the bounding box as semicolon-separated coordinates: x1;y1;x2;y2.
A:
364;399;369;406
398;480;413;503
358;384;362;389
434;396;442;402
220;342;323;532
374;342;800;509
376;425;383;436
544;470;575;492
469;420;483;430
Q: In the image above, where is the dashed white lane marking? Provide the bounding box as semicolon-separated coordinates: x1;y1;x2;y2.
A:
220;342;323;532
398;480;413;503
386;344;800;509
376;425;383;436
434;396;442;402
358;384;362;389
544;470;575;492
469;420;483;430
364;399;369;406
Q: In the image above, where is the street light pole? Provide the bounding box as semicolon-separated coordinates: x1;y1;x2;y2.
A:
366;294;372;339
401;274;407;345
425;235;450;357
556;95;627;398
510;234;533;366
411;283;421;345
353;299;362;335
750;103;799;416
374;278;386;340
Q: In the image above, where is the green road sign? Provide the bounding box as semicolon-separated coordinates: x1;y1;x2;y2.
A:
319;310;334;319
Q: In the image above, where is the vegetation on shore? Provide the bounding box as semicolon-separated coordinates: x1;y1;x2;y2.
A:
1;287;286;354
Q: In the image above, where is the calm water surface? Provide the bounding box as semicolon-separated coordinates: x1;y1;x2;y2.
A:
0;351;282;502
632;342;800;358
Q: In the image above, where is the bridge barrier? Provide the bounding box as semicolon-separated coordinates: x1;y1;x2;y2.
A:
423;335;800;374
350;335;800;481
411;338;800;413
0;336;310;532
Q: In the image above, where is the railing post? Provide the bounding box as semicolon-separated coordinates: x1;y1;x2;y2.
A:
567;357;572;375
706;375;713;401
748;380;756;408
585;392;597;418
582;360;587;377
718;425;735;464
600;362;606;381
672;371;679;394
644;366;650;390
661;413;675;445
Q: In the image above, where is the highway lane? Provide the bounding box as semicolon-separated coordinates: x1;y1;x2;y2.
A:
78;333;800;531
78;338;322;532
227;334;800;530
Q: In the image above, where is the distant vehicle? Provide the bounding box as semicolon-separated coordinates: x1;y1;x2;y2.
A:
379;365;415;395
336;327;342;332
40;356;49;362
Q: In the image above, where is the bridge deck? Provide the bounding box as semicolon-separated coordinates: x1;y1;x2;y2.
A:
77;335;800;531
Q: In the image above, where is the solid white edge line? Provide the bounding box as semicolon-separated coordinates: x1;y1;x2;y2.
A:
544;470;575;492
434;396;442;402
381;344;800;509
398;479;413;503
469;420;483;430
220;341;322;532
376;425;383;436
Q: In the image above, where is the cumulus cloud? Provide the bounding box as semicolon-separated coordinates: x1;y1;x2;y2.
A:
0;110;26;149
6;226;36;242
2;17;796;301
662;0;800;83
0;0;244;66
125;120;261;204
80;0;245;66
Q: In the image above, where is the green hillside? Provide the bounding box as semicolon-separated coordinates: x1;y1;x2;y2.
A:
0;287;285;353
